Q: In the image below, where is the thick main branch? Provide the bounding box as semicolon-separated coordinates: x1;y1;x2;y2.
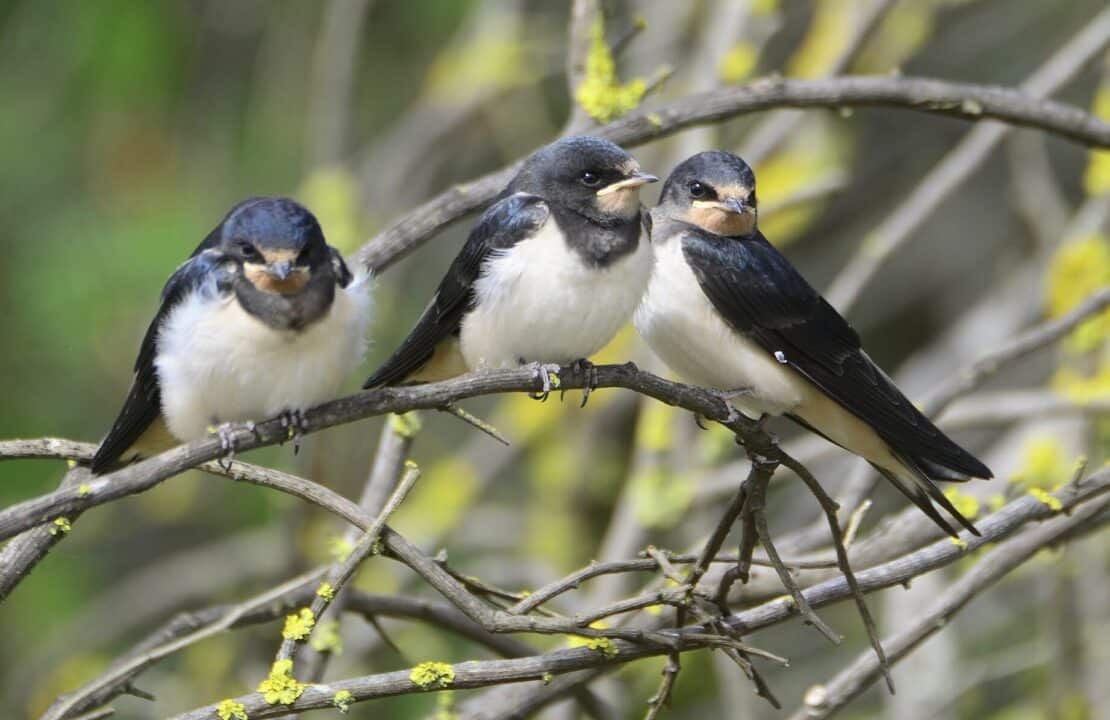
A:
357;74;1110;272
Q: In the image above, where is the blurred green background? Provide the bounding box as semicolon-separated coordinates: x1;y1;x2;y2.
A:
1;1;1108;718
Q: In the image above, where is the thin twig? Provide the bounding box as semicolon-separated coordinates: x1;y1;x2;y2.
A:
790;487;1110;720
439;403;511;445
644;653;681;720
272;462;422;664
778;450;893;693
509;549;836;617
923;287;1110;415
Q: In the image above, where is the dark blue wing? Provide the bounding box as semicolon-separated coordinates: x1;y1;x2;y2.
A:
681;228;991;480
91;250;233;473
363;193;549;388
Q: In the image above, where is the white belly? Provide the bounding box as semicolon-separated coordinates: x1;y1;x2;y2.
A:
460;220;653;369
634;239;804;418
155;272;373;441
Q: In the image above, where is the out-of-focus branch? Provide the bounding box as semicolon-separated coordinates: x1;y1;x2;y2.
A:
45;569;329;720
563;0;599;132
941;389;1110;429
356;73;1110;273
304;0;374;168
791;478;1110;719
924;287;1110;415
825;5;1110;312
1006;131;1072;247
47;576;545;718
743;0;898;166
167;469;1110;719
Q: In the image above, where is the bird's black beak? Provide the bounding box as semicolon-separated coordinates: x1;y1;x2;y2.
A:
722;197;748;215
268;260;295;280
697;197;754;215
596;172;659;196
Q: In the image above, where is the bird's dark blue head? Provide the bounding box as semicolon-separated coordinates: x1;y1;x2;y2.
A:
217;197;330;295
509;136;657;223
658;151;758;237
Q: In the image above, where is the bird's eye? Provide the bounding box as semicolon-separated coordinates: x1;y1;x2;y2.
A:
688;181;708;199
237;240;261;261
580;171;602;187
748;191;758;208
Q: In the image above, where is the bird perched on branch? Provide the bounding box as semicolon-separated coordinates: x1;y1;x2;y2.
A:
364;135;657;400
635;151;992;536
90;197;373;474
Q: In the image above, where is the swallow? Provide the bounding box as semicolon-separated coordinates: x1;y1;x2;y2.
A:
634;151;992;536
363;135;657;400
90;197;373;474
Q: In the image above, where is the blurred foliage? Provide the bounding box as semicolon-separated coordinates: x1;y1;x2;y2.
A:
0;1;1108;719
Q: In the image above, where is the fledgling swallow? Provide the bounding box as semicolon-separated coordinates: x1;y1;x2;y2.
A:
363;135;657;398
635;151;992;536
90;197;373;474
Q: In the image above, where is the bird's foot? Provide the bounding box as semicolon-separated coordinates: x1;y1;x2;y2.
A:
279;410;307;455
565;358;598;407
214;422;240;471
528;362;562;402
695;387;755;430
719;386;754;402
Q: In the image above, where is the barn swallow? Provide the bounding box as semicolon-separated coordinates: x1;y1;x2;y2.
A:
363;135;656;401
634;151;992;536
90;197;373;474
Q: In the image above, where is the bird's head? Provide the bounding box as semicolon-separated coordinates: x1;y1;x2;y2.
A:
657;151;757;237
218;197;329;296
511;135;657;223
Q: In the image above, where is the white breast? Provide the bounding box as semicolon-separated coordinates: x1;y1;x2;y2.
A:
459;218;653;369
634;238;804;419
155;271;373;441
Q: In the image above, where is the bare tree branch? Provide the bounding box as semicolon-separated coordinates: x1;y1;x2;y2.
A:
743;0;898;165
923;287;1110;415
0;364;759;545
166;469;1110;719
356;74;1110;273
791;478;1110;719
825;4;1110;311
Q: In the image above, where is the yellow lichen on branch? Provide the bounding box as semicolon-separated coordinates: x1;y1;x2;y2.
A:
216;698;248;720
332;689;354;713
281;608;316;641
257;659;306;705
575;17;646;123
410;661;456;689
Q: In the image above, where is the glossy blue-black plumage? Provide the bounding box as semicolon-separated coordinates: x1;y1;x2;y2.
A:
682;228;991;479
680;226;990;536
362;193;549;388
90;250;234;473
